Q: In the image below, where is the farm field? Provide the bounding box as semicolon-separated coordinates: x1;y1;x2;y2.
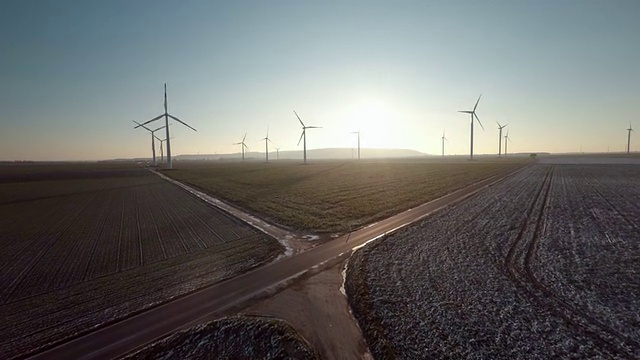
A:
346;163;640;359
166;158;527;232
0;163;283;358
125;316;318;360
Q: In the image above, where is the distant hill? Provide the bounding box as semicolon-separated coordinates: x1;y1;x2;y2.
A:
174;148;427;161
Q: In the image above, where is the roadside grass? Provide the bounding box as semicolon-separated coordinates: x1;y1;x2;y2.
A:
166;158;529;233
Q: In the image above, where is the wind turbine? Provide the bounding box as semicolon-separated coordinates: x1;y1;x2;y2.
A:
262;127;273;162
154;136;173;164
504;130;511;157
275;147;280;160
133;83;196;169
133;120;166;166
458;94;485;160
441;131;448;157
497;121;508;158
294;110;321;163
351;130;361;160
234;133;250;161
627;123;634;154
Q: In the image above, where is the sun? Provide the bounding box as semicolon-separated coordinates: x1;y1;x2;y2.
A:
349;100;394;148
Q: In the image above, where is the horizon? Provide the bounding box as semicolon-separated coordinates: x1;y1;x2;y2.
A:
1;1;639;161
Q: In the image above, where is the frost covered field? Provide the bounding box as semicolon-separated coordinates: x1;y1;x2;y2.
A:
125;316;317;360
346;163;640;359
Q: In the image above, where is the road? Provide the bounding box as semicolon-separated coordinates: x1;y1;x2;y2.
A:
29;165;527;360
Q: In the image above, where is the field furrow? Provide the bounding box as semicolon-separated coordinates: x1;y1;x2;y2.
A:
347;164;639;359
0;164;284;358
1;190;101;302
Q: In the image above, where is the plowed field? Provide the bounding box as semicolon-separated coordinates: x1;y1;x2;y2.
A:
0;163;282;358
346;163;640;359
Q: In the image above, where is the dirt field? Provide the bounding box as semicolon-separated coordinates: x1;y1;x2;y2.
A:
0;163;283;358
166;158;527;232
346;163;640;359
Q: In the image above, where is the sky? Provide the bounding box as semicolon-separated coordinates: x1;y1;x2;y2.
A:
1;0;639;161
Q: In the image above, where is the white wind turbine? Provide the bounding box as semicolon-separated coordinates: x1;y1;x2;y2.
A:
154;135;173;164
458;94;485;160
234;133;250;162
262;127;274;162
441;131;448;157
627;123;634;154
504;130;512;156
134;83;196;169
133;120;166;166
351;130;361;160
497;121;508;158
275;147;280;160
294;110;321;163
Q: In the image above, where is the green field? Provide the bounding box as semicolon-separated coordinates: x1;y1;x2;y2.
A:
166;158;529;233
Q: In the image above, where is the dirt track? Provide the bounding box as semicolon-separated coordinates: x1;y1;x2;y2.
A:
245;260;372;360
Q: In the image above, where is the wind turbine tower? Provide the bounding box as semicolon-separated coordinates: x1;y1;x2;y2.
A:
627;123;634;154
497;121;508;157
262;127;273;162
458;94;485;160
234;133;250;162
294;110;321;163
134;84;197;169
441;132;448;157
351;130;361;160
133;121;166;166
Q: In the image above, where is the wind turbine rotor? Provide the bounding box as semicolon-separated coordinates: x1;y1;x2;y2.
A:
167;114;197;132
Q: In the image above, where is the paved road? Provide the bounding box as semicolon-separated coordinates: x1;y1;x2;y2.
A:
29;165;527;360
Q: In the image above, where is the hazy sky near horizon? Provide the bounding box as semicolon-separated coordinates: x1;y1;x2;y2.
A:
1;1;639;160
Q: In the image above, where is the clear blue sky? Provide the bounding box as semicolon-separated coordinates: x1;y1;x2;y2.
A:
1;0;638;160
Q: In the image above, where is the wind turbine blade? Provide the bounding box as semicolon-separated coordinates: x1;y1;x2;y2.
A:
266;125;269;138
503;123;509;128
297;131;304;146
473;94;482;112
458;111;472;114
132;120;152;132
152;125;167;132
268;138;274;144
134;114;165;128
293;110;305;127
167;114;197;132
243;133;247;142
244;144;251;152
306;126;322;129
475;113;485;131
